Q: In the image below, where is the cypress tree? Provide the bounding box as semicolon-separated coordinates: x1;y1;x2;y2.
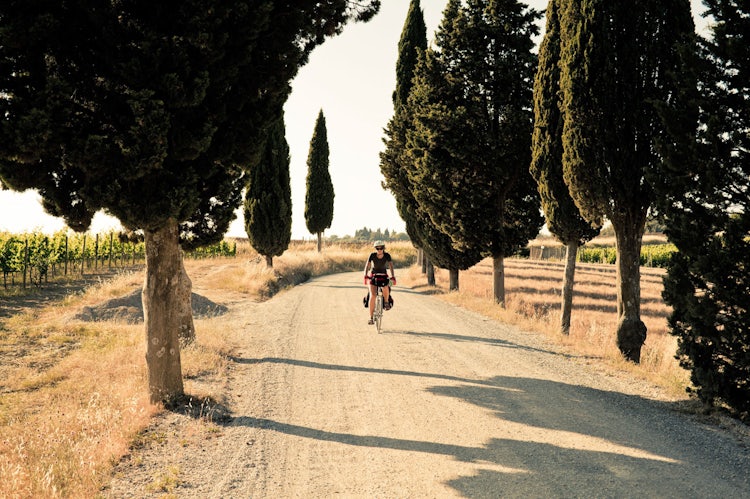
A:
244;114;292;268
557;0;694;362
380;0;431;280
407;0;543;303
393;0;427;111
531;0;600;334
304;110;335;252
0;1;380;403
655;0;750;420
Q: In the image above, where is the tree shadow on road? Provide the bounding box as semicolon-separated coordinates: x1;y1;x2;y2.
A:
382;329;598;359
225;360;750;497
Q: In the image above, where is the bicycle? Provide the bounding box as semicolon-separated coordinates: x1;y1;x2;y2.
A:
366;273;392;334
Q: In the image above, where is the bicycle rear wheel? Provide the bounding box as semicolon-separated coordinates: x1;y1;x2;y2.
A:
374;294;383;333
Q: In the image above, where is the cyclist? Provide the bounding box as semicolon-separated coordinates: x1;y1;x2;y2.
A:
363;240;396;325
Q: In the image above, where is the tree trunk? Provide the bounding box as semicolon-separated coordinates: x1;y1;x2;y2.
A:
316;232;322;252
176;259;195;345
448;268;459;291
143;220;186;404
560;241;579;335
265;255;273;268
420;249;427;274
613;217;647;363
493;255;505;306
426;260;435;286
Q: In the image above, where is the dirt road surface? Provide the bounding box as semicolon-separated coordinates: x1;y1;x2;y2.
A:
106;271;750;498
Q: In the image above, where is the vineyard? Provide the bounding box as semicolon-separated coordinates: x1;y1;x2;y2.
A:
578;243;676;268
0;230;236;289
529;240;676;269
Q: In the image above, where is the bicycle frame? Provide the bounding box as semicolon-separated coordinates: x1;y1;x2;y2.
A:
368;274;389;333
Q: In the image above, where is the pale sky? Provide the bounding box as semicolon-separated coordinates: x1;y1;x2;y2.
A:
0;0;708;240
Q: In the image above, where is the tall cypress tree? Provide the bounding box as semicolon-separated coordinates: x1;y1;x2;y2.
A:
304;109;334;252
531;0;600;334
655;0;750;420
407;0;543;303
0;1;380;403
557;0;694;362
244;114;292;268
380;0;430;279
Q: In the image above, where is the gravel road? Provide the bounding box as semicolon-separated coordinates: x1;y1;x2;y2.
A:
105;271;750;498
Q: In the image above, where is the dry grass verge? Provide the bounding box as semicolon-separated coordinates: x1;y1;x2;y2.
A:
402;257;690;398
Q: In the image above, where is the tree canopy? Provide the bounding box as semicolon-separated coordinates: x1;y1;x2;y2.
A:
655;0;750;420
406;0;543;300
0;0;380;402
557;0;694;362
380;0;429;251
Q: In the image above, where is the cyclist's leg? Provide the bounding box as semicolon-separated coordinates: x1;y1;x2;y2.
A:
383;283;390;309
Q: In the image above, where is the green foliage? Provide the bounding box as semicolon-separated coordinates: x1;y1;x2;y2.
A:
0;230;235;288
393;0;427;110
380;0;428;248
576;243;676;268
184;240;236;259
0;1;379;238
406;0;543;269
555;0;695;361
0;230;145;286
244;115;292;262
654;0;750;421
353;227;409;242
531;0;600;246
304;110;334;237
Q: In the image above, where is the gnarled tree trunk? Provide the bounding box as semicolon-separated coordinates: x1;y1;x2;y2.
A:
613;216;647;363
143;219;189;404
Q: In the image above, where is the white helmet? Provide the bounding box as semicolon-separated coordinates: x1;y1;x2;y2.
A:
373;240;385;248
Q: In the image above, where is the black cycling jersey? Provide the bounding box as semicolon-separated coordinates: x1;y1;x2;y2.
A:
368;251;392;274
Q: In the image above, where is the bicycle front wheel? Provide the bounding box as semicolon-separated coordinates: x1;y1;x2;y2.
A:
374;295;383;333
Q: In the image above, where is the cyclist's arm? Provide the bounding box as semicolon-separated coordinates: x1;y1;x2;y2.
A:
364;258;371;279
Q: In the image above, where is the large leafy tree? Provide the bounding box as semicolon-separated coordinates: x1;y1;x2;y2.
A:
654;0;750;420
304;109;335;252
0;0;380;403
557;0;694;362
531;0;600;334
244;114;292;268
379;0;431;280
407;0;543;303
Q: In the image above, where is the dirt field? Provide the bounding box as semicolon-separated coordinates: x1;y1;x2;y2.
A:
103;270;750;498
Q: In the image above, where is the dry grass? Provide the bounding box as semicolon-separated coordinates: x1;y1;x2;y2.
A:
0;268;237;498
1;240;688;497
0;241;416;498
402;257;690;397
201;240;417;298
